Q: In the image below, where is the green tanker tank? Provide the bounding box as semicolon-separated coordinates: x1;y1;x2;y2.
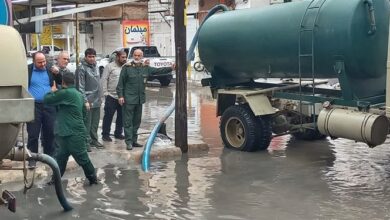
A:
198;0;390;99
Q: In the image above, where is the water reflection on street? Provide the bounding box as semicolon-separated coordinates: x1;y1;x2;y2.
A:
2;85;390;219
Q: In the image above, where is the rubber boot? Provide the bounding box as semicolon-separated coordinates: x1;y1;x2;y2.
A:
87;174;98;185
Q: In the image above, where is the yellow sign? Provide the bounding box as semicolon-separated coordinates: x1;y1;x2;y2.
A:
31;25;65;49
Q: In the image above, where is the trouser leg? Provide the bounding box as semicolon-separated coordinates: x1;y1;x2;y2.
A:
41;105;56;156
27;103;43;154
132;104;143;144
53;135;60;158
102;96;116;137
114;101;123;137
55;136;71;177
66;135;96;178
123;104;135;146
90;107;100;143
84;109;92;144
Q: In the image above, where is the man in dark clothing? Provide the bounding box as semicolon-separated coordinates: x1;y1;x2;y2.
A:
76;48;104;151
116;49;175;150
101;50;127;142
44;72;98;185
27;51;56;168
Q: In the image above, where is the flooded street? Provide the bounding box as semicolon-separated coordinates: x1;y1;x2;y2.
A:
3;85;390;219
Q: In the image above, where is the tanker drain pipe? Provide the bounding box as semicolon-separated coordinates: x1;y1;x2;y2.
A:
28;153;73;212
6;148;73;212
141;4;231;172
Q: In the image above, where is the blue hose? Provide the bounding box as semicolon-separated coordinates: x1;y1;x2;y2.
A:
141;4;230;172
141;102;175;172
186;4;230;66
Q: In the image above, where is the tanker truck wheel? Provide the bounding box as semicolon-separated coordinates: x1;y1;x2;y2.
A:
255;116;272;151
220;105;271;152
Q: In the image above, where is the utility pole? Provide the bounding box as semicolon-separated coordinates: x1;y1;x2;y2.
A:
174;0;188;153
75;5;80;66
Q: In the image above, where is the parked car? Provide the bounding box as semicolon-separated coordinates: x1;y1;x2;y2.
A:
27;45;63;57
106;46;174;87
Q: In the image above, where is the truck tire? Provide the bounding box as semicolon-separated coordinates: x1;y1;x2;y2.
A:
220;105;271;151
159;77;171;87
255;116;272;151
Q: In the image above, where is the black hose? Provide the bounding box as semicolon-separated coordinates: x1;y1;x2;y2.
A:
28;153;73;212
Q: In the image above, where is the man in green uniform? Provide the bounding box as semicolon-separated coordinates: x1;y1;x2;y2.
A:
44;72;98;185
116;49;175;150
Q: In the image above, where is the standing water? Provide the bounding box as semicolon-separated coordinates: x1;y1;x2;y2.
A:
2;86;390;219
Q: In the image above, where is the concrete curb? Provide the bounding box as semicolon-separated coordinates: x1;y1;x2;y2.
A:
0;141;208;184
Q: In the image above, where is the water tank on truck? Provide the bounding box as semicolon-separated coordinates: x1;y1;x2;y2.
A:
197;0;390;152
199;0;389;100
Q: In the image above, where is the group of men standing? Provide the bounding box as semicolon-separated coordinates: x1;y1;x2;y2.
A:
26;47;174;184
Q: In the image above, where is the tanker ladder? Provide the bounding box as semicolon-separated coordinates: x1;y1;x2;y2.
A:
297;0;327;138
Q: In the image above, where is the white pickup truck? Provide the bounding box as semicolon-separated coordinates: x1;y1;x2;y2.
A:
108;46;174;86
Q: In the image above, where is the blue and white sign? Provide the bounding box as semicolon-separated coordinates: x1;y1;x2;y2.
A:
0;0;12;25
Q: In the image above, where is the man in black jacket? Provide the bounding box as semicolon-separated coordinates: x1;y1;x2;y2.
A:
27;51;57;168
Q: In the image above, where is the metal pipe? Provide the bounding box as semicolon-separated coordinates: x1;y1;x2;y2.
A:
47;0;52;14
363;0;377;35
75;10;79;66
245;80;329;96
14;0;138;25
67;22;71;55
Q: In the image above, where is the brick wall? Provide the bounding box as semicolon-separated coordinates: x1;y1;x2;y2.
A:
90;3;148;20
123;4;149;20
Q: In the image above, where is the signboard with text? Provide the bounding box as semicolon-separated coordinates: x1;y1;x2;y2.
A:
122;20;150;47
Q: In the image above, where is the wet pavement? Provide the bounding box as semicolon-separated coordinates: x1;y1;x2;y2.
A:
2;84;390;219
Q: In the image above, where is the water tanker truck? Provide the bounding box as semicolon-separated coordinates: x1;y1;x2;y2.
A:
0;0;72;212
199;0;390;151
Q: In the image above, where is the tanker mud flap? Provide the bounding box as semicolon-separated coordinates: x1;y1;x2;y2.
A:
244;94;275;116
217;89;275;117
